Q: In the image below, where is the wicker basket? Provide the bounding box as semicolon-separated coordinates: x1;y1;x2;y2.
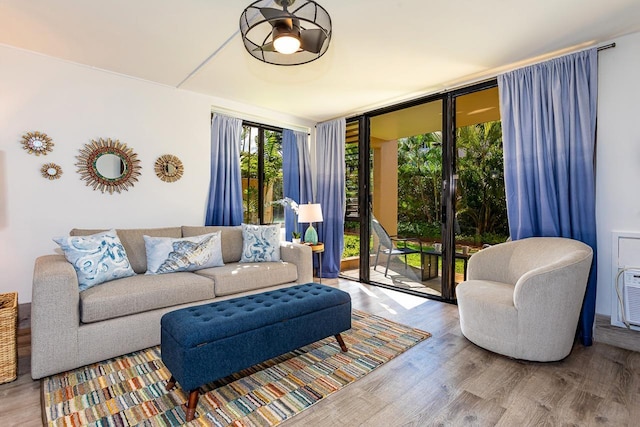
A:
0;292;18;384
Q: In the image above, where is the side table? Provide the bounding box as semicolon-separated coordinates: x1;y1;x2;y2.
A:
309;242;324;283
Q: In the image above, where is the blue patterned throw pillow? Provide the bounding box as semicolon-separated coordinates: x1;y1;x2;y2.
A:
53;229;135;291
143;231;224;275
240;223;281;263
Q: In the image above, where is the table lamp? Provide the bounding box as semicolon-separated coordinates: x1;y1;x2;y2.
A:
298;203;323;245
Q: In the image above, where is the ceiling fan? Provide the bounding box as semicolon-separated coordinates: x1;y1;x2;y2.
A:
258;0;327;55
240;0;332;65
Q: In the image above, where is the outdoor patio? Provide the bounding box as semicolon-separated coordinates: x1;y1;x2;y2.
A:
341;257;455;298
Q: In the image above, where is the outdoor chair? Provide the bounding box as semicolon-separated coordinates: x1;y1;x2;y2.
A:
371;217;424;278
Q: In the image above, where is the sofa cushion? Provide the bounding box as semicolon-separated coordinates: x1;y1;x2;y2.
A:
194;261;297;296
182;226;243;263
143;232;224;275
71;227;182;274
80;272;215;323
240;223;281;262
53;229;136;291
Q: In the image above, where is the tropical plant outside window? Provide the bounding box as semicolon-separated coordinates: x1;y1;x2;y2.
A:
455;121;508;243
396;122;507;244
343;140;361;258
240;124;284;225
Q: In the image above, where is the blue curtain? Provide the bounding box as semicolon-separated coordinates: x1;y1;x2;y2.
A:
497;48;598;345
205;114;244;226
316;118;346;278
283;129;312;240
283;130;300;241
298;130;314;207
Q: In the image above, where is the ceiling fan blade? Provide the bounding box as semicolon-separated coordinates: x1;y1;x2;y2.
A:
260;7;293;23
253;42;276;52
300;29;327;54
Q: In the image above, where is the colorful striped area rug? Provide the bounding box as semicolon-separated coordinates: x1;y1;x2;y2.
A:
42;309;430;426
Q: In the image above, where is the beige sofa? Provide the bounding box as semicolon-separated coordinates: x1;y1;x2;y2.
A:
31;225;313;379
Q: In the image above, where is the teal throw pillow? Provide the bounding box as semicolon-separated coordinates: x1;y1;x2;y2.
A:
143;231;224;275
240;223;281;263
53;229;135;291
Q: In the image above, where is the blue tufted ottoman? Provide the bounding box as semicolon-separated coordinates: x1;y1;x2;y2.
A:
160;283;351;421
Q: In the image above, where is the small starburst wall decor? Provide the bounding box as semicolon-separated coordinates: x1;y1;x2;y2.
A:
21;131;54;156
41;163;63;180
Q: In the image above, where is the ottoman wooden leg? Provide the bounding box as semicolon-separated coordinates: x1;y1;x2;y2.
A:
335;333;348;352
165;376;176;391
185;389;200;422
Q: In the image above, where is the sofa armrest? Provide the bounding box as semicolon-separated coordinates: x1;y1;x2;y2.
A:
280;242;313;284
31;254;81;379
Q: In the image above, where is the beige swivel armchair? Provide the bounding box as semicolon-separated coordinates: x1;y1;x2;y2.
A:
456;237;593;362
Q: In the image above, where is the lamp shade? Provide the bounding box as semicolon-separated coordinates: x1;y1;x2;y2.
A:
298;203;323;223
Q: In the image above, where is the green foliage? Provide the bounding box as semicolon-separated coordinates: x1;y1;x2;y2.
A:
394;122;508;246
397;133;443;227
240;126;283;223
398;221;441;240
455;122;508;239
342;234;360;258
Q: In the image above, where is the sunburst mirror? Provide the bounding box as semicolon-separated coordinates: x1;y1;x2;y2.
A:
154;154;184;183
76;138;142;194
21;131;54;156
41;163;63;180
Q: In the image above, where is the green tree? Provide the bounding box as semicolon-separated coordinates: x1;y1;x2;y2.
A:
397;133;443;236
455;121;508;241
240;126;283;223
394;123;507;244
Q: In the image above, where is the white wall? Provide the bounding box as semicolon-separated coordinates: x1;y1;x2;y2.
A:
596;31;640;317
0;45;313;303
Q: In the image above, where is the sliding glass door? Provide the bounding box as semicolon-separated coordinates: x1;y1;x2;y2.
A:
340;82;508;302
368;99;445;297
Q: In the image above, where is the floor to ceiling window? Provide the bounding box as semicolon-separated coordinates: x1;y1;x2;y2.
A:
341;81;509;302
240;122;284;225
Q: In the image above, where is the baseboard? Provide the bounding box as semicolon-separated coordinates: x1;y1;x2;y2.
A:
595;313;640;352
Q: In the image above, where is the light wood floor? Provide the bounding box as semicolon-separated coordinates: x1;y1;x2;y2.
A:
2;279;640;426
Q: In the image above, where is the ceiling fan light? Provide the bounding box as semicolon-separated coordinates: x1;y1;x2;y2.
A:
273;34;300;54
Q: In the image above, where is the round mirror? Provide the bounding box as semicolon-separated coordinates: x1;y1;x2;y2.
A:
154;154;184;183
21;131;54;156
41;163;63;180
165;162;177;175
95;153;126;180
76;138;141;194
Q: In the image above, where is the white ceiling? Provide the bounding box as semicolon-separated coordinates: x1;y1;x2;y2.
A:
1;0;639;123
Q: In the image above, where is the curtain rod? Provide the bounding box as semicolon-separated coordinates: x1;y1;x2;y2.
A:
597;42;616;52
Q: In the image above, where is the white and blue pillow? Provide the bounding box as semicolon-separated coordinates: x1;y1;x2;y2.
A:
144;231;224;275
240;223;281;263
53;229;135;291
